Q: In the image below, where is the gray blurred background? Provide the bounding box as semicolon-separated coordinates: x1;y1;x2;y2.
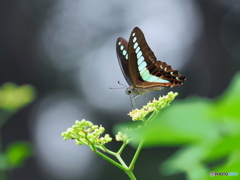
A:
1;0;240;179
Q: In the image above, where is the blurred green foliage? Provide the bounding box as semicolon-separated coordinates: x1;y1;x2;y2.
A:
0;83;35;178
0;83;35;111
6;141;33;167
0;141;33;169
116;72;240;180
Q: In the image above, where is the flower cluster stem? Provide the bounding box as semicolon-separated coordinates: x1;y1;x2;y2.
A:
94;140;144;180
129;140;144;170
126;171;137;180
95;151;126;171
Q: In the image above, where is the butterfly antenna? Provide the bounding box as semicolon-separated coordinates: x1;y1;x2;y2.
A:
109;87;125;89
118;81;127;87
109;81;127;89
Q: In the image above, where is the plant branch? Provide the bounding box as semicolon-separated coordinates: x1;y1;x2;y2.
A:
129;140;144;170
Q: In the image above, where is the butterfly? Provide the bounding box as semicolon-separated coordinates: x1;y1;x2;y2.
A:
116;27;186;99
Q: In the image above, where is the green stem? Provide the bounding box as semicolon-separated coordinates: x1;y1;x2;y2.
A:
147;111;158;122
115;153;128;168
103;148;117;156
94;141;141;180
125;170;137;180
95;151;127;172
129;140;144;170
96;144;129;168
90;132;144;180
117;142;127;155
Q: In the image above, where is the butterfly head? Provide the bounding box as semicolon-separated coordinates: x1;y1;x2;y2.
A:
125;86;134;95
125;86;141;99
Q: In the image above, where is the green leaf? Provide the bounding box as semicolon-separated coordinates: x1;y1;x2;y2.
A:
214;72;240;119
115;72;240;179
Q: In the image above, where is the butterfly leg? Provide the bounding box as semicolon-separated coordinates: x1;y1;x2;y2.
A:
143;94;148;104
130;96;137;109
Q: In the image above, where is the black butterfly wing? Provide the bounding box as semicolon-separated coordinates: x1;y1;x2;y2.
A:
128;27;186;87
128;27;156;86
116;37;132;86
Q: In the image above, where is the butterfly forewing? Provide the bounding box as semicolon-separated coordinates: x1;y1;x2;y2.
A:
128;27;186;87
128;28;165;86
116;37;132;86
